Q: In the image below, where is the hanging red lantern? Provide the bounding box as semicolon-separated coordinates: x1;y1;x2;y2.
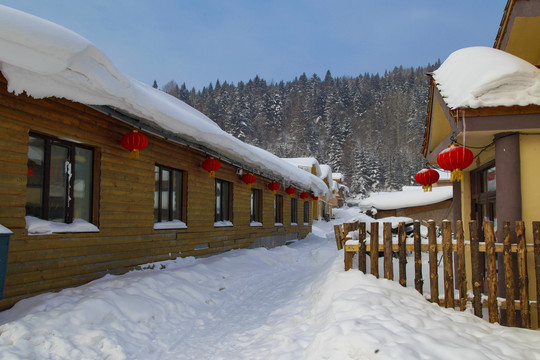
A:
268;181;280;194
300;192;309;200
202;157;221;177
312;195;319;201
437;145;474;182
285;186;296;197
415;168;440;192
241;173;257;188
121;130;148;159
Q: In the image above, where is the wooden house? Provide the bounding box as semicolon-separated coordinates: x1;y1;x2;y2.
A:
422;0;540;322
0;6;327;310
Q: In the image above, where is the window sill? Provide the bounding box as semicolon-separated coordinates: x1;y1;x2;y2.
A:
291;222;297;226
274;223;283;227
304;222;309;226
250;221;263;227
214;221;233;227
154;220;187;230
25;216;99;235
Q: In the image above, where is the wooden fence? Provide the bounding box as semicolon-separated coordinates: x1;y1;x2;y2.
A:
334;220;540;329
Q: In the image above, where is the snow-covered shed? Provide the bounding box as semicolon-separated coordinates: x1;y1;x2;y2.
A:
0;5;327;310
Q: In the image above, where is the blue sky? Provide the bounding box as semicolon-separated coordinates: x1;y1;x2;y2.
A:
2;0;507;90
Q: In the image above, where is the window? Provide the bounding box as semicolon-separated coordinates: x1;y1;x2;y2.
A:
274;194;283;224
304;201;310;224
471;162;496;231
250;188;262;224
154;165;186;228
215;179;232;223
291;198;298;224
26;133;94;224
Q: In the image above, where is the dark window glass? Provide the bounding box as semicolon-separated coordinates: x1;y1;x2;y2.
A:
304;201;310;224
26;134;94;223
275;194;283;224
215;179;232;222
154;165;184;223
291;198;298;224
251;189;262;223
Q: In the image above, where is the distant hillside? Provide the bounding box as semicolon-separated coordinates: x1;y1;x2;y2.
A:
161;63;440;196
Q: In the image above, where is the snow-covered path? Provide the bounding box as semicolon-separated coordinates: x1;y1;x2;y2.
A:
0;208;539;359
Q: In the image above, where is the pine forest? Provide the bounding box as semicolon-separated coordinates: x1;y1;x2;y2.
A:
161;62;440;196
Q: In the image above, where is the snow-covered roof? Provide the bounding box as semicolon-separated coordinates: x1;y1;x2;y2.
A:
432;46;540;110
357;186;453;211
0;5;328;196
319;164;332;182
282;157;322;177
332;173;343;182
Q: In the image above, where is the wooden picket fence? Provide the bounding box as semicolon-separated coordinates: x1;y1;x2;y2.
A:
334;220;540;329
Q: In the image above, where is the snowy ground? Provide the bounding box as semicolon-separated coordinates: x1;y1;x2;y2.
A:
0;208;539;360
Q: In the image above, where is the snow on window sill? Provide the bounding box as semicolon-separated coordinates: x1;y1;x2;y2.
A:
154;220;187;230
25;216;99;235
274;223;283;227
250;221;263;227
304;222;309;226
291;222;297;226
214;221;233;227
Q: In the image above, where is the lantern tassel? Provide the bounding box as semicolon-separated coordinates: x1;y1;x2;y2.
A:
423;184;432;192
129;149;140;159
246;183;251;189
451;169;464;182
208;171;215;178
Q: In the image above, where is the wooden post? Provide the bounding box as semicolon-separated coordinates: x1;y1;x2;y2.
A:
370;222;379;278
334;224;344;250
398;222;407;287
344;250;354;271
414;221;423;294
470;221;482;318
456;221;467;311
503;221;516;327
442;220;454;308
516;221;530;328
358;222;366;273
484;221;499;324
428;220;438;304
534;221;540;327
384;222;393;280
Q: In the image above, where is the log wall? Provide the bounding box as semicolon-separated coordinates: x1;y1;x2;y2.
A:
0;76;314;310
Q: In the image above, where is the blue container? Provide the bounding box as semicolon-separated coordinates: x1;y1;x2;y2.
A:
0;225;12;300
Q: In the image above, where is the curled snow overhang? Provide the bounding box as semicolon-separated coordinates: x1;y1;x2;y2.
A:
357;186;453;211
432;46;540;110
0;5;328;196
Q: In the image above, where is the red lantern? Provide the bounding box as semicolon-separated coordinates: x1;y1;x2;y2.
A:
202;157;221;177
285;186;296;197
241;173;257;188
437;145;473;182
415;168;440;192
300;192;309;200
121;130;148;159
268;181;280;194
312;195;319;201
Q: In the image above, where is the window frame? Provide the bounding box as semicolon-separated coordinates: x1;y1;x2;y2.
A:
250;188;262;224
154;164;187;225
274;194;283;225
215;178;233;223
26;132;97;224
303;200;310;224
290;197;298;225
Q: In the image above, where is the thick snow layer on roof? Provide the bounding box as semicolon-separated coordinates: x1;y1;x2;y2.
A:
319;164;332;181
0;5;327;196
433;46;540;110
357;186;453;211
332;172;343;182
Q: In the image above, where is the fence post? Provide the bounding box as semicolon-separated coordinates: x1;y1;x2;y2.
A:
470;220;482;318
484;221;499;324
384;222;393;280
428;220;438;304
398;222;407;287
358;222;366;273
456;221;467;311
370;222;379;278
534;221;540;328
334;224;344;250
442;221;454;308
516;221;530;328
414;221;423;294
503;221;516;326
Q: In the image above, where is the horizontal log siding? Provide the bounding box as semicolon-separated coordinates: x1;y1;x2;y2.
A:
0;76;313;310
